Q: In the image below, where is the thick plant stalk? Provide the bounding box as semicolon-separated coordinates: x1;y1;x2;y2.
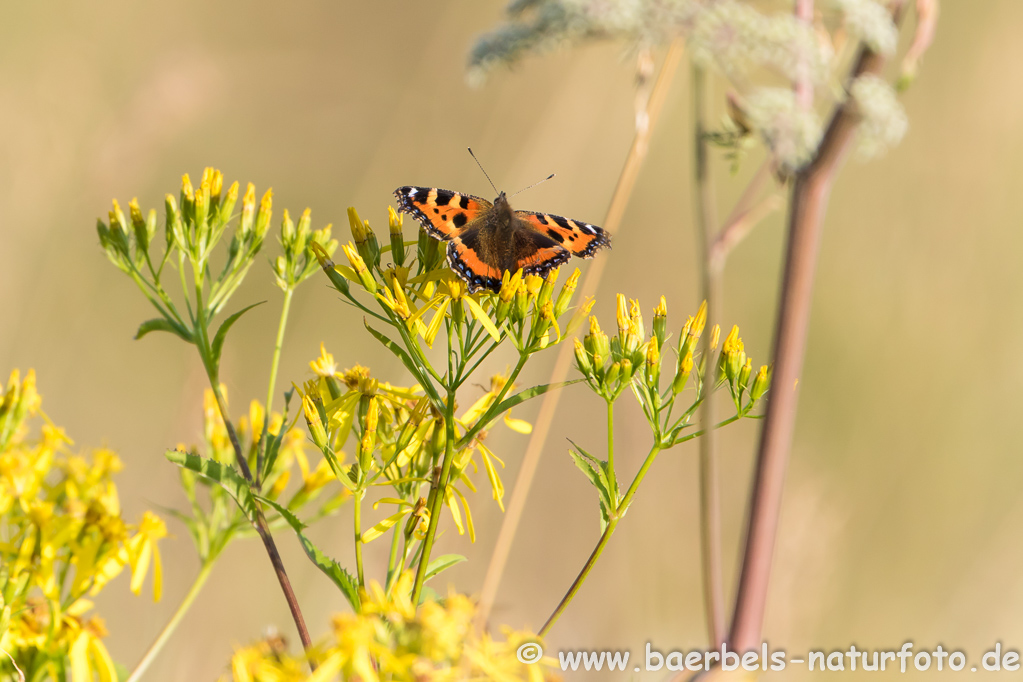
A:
728;35;901;652
474;39;685;631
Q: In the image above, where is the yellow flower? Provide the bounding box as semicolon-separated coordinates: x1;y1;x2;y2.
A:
125;511;167;601
309;343;339;378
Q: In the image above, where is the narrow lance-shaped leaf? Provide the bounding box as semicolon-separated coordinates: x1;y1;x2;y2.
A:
424;554;466;582
135;318;193;343
210;301;265;367
257;496;361;612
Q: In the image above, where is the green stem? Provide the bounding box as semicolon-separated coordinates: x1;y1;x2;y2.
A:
354;489;366;588
257;288;294;483
606;400;618;501
264;288;293;417
411;394;457;606
385;520;403;591
125;561;215;682
540;443;663;636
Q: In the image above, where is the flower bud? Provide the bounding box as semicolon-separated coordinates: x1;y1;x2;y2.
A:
573;338;593;377
348;206;368;245
645;338;660;389
281;209;296;247
129;198;149;252
709;323;721;351
342;243;376;293
619;358;634;382
165;194;183;250
180;174;195;219
219;181;239;227
672;351;694;395
194;180;210;231
722;325;744;382
240;183;256;237
605;361;621;387
310;242;349;296
616;294;629;339
388;205;406;267
302;395;329;451
255;189;273;242
513;279;529;322
554;268;580;318
538;267;558;310
750;365;771;402
584;316;610;363
295;208;312;254
652;296;667;349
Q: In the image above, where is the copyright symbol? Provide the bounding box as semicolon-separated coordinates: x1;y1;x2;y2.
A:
516;641;543;664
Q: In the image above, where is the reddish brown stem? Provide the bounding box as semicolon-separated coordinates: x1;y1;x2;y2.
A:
728;33;900;652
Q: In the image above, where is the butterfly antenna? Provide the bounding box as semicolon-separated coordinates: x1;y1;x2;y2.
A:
467;147;499;194
511;173;556;198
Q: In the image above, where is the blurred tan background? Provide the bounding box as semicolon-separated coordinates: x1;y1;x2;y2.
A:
1;1;1021;679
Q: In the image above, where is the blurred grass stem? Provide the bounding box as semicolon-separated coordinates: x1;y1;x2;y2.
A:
475;38;685;632
125;561;214;682
692;63;726;651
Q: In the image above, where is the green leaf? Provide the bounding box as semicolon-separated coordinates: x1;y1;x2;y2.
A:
211;301;265;367
460;379;581;446
257;496;361;612
165;450;258;523
424;554;466;583
135;317;193;343
568;448;611;510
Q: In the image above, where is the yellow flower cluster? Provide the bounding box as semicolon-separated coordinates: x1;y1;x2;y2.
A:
302;346;529;548
222;573;558;682
0;370;164;681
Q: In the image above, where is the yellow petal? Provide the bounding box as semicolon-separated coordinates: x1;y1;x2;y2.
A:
152;545;163;602
129;542;151;596
424;299;450;348
361;509;411;543
69;632;90;682
90;636;118;682
464;295;501;341
503;412;532;434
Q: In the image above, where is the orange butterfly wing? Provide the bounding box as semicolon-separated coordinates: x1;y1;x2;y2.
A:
394;186;491;240
447;223;570;293
514;210;611;258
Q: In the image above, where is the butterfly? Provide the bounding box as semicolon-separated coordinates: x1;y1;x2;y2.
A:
393;186;611;293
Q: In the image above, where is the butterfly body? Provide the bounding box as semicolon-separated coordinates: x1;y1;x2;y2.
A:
394;185;610;293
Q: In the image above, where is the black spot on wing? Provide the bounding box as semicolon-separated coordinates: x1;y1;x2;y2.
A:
551;215;572;230
434;189;455;206
545;229;564;243
459;195;470;210
535;214;549;225
453;212;468;228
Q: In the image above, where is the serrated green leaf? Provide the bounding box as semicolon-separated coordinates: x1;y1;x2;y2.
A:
135;317;193;343
165;449;257;523
568;448;612;514
569;438;618;503
424;554;466;583
211;301;264;367
257;496;361;612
